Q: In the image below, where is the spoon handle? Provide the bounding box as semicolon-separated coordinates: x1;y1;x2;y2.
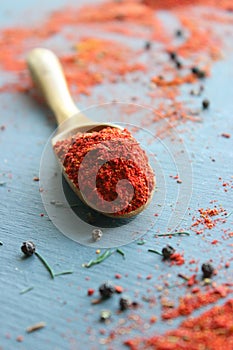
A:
27;48;88;125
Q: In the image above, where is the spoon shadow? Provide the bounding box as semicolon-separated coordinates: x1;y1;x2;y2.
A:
62;176;136;228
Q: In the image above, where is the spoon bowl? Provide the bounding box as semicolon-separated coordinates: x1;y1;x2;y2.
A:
27;48;155;218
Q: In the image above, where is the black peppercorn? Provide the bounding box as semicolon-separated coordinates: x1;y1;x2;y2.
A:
175;29;183;37
119;296;131;311
144;41;151;50
191;66;206;79
162;245;175;260
169;51;177;61
175;60;182;69
21;241;36;256
99;281;115;299
202;99;210;109
202;263;214;278
131;301;139;308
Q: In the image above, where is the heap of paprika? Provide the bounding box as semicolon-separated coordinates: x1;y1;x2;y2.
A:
54;127;155;216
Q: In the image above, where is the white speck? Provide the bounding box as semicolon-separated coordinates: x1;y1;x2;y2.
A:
92;229;103;242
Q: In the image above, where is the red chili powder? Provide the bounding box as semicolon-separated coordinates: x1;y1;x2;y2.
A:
1;0;232;136
54;127;155;216
170;252;185;266
143;0;233;10
161;284;232;320
125;298;233;350
191;206;227;232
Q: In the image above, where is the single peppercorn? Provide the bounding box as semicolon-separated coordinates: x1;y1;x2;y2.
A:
162;245;175;260
99;281;115;299
202;263;214;278
131;301;139;308
168;51;177;60
175;29;183;37
202;99;210;109
21;241;36;256
119;296;131;311
144;41;151;50
175;60;182;69
191;66;199;74
191;66;206;79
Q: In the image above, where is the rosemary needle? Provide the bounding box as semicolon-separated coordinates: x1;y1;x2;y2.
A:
35;252;55;279
156;232;190;237
137;240;146;245
148;249;163;256
225;211;233;218
116;248;125;258
53;271;73;277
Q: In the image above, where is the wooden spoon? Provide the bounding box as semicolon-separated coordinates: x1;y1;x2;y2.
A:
27;48;155;218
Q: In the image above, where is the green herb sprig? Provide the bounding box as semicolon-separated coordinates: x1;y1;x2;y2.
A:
148;249;163;256
156;231;190;237
83;249;113;268
116;248;125;258
53;271;73;277
35;252;55;279
137;239;146;245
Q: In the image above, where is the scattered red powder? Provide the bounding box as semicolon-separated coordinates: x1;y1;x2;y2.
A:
0;0;232;134
161;284;232;320
187;274;197;287
16;335;24;342
146;274;153;280
151;73;197;87
221;133;231;138
211;239;219;245
125;298;233;350
87;288;95;296
170;252;185;266
143;0;233;10
191;206;227;232
115;285;124;293
60;37;146;95
1;1;233;347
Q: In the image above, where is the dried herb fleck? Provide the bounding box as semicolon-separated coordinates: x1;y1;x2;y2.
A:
20;286;34;294
26;322;46;333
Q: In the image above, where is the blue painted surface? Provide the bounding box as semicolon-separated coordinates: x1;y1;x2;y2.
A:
0;2;233;350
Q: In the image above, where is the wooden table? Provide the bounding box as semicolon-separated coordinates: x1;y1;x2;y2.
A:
0;1;233;349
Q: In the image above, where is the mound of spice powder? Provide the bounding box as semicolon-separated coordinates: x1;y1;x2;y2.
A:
54;127;155;216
